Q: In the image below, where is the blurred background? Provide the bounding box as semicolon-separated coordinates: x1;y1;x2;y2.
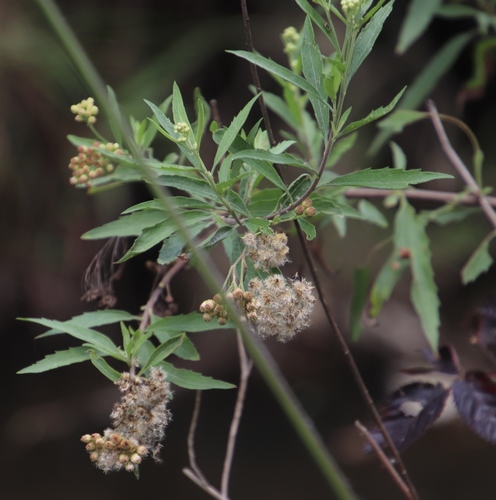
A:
3;0;496;499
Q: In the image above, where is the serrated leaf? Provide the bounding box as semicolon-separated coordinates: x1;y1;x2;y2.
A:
213;94;260;168
461;232;495;284
21;318;126;361
82;210;167;239
89;350;121;382
301;17;330;139
225;190;251;217
370;253;409;318
350;267;370;342
396;0;443;55
228;50;327;104
138;335;184;375
174;335;200;361
160;361;235;390
452;371;496;445
232;150;310;170
157;222;206;265
147;312;234;335
341;86;405;135
395;201;439;351
156;175;219;201
328;168;452;189
122;197;212;213
348;2;394;84
358;200;388;228
37;310;140;338
17;346;92;374
198;225;237;250
366;382;449;452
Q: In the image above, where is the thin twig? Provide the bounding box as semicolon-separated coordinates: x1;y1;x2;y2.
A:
139;256;188;331
186;391;209;485
344;187;496;208
428;100;496;229
221;331;253;495
295;221;420;500
240;0;276;148
355;421;412;500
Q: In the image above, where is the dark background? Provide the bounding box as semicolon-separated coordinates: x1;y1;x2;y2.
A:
3;1;496;499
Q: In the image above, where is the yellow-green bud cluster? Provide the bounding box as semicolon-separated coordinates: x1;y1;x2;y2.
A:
200;290;259;325
173;121;191;143
281;26;301;72
82;368;172;473
249;275;315;342
69;142;122;187
242;231;290;271
295;198;316;217
70;97;99;124
341;0;362;16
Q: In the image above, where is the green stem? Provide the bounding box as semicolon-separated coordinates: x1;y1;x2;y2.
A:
36;1;356;498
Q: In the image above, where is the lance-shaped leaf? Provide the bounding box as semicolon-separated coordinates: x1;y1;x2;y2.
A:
366;382;449;452
228;50;327;104
20;318;126;361
147;312;235;335
452;371;496;444
17;346;93;374
395;201;440;351
158;221;206;265
232;150;311;171
348;1;395;84
160;361;235;390
328;168;452;189
213;93;260;168
350;266;370;341
461;231;496;284
89;350;121;382
294;0;339;50
138;335;184;375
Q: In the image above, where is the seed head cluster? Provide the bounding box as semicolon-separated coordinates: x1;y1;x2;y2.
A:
69;142;122;187
242;231;290;271
81;367;172;473
249;275;316;342
71;97;99;124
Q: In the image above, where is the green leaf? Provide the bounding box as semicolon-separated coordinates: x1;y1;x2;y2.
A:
156;175;219;202
301;17;330;139
173;335;200;361
389;141;407;170
225;190;251;217
248;188;283;217
326;132;358;168
228;50;327;104
160;361;235;390
147;312;234;335
370;253;409;318
172;82;192;131
243;218;271;233
198;225;237;250
17;346;92;374
396;0;443;54
358;200;388;228
328;168;452;189
89;350;121;382
395;201;440;351
298;218;316;240
37;310;140;338
341;86;406;135
213;94;260;168
120;211;211;262
82;210;167;239
138;335;184;375
348;1;395;84
376;109;426;134
20;318;126;361
294;0;339;50
123;197;212;213
350;267;370;342
157;221;207;265
461;232;496;284
107;85;123;145
260;91;299;130
232;150;310;170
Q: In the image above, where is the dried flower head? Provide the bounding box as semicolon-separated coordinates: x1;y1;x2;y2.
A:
242;231;290;271
71;97;99;124
82;367;172;473
249;275;315;342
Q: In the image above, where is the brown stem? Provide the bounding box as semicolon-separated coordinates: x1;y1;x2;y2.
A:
295;220;420;500
355;421;412;500
221;331;253;496
427;100;496;229
344;187;496;208
139;256;188;332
